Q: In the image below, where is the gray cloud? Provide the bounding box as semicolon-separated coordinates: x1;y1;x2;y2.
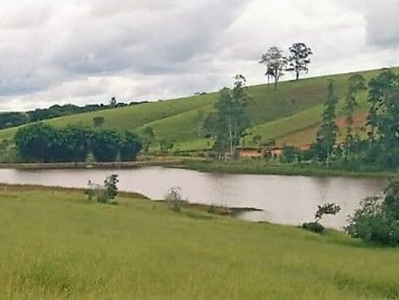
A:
0;0;398;110
338;0;399;48
0;0;248;106
50;0;247;76
365;2;399;47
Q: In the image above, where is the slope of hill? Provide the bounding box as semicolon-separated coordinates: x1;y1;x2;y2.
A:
0;67;394;151
1;186;399;299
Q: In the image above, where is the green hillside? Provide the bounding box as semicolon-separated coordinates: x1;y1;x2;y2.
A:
0;67;393;150
1;186;398;299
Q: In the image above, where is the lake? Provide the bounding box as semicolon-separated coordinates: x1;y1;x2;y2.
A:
0;167;385;229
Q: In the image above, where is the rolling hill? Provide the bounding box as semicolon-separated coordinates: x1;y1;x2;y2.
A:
0;67;393;152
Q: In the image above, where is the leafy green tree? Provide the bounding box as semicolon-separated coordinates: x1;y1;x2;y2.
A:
203;112;218;139
90;130;120;162
104;174;119;201
15;123;91;163
367;69;399;168
209;75;250;158
119;131;142;161
60;125;91;162
281;145;300;163
346;178;399;245
109;97;117;108
252;135;262;149
14;122;56;162
15;123;141;163
302;203;341;234
195;110;206;138
344;74;366;159
0;112;28;129
142;126;155;152
315;203;341;222
159;139;174;153
259;47;287;89
314;81;339;165
86;174;119;204
286;42;313;80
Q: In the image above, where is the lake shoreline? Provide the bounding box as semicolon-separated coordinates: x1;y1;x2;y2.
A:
0;159;187;170
0;183;261;218
182;160;397;179
0;165;384;229
0;158;395;179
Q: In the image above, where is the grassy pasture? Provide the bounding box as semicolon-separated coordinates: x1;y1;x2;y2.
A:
0;186;399;299
0;67;394;150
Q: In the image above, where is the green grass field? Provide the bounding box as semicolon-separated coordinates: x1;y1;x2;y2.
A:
1;186;399;299
0;67;392;150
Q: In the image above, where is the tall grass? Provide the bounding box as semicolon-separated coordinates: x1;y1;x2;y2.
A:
0;187;398;299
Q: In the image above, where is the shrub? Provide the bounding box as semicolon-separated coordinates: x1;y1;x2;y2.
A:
164;187;187;212
104;174;119;201
302;202;341;234
345;189;399;246
301;222;324;233
85;174;119;204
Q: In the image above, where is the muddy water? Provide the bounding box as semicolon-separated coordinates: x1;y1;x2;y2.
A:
0;167;385;229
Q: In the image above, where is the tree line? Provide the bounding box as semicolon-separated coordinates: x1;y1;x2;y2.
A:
205;67;399;171
14;123;142;163
0;98;150;131
281;68;399;171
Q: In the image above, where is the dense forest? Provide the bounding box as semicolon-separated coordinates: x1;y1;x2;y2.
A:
14;123;142;163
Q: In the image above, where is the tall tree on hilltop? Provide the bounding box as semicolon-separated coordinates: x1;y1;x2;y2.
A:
259;47;287;89
286;42;313;81
109;97;117;108
207;75;250;159
314;81;339;165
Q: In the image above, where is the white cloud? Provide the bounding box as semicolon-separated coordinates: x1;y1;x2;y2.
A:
0;0;398;110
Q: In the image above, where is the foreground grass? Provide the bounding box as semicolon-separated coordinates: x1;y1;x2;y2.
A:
0;187;399;299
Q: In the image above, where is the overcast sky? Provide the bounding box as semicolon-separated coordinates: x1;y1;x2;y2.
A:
0;0;398;111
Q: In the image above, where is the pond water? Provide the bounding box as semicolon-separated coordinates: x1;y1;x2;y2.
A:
0;167;385;229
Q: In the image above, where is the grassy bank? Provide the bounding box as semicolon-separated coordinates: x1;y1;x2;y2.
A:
0;156;206;170
183;160;398;179
0;157;395;179
1;186;399;299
